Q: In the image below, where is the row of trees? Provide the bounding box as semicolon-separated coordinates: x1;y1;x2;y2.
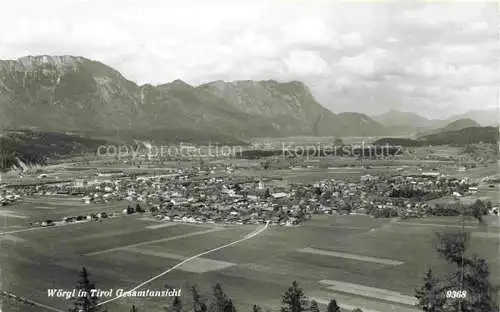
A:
365;198;493;219
68;270;363;312
125;203;146;214
430;199;491;219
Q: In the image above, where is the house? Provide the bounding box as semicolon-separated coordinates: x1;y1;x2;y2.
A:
272;192;289;199
63;217;75;223
468;187;478;194
422;172;440;177
82;196;92;204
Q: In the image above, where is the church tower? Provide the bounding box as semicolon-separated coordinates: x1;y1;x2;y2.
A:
258;177;264;190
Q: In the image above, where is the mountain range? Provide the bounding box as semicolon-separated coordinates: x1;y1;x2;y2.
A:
416;118;480;137
0;55;497;143
0;55;388;143
372;109;498;135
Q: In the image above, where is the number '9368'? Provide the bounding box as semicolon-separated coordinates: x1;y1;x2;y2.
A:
445;290;467;299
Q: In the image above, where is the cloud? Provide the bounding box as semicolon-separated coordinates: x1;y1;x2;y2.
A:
398;3;488;28
335;48;391;78
281;18;335;48
430;43;497;65
284;50;330;77
339;33;364;48
462;21;490;34
0;0;498;118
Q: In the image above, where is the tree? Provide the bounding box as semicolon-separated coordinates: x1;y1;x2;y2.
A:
415;269;445;311
191;285;207;312
418;230;500;312
209;283;235;312
126;205;135;214
210;283;225;312
468;199;487;223
69;267;105;312
0;141;21;172
169;296;182;312
326;299;340;312
333;138;343;146
224;299;236;312
261;161;270;170
314;187;322;196
435;231;469;265
234;184;242;193
310;300;320;312
263;188;271;199
486;201;493;211
462;256;499;312
281;281;308;312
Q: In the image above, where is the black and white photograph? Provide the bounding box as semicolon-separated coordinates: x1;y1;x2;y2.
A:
0;0;499;311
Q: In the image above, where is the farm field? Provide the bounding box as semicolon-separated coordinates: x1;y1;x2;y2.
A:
2;200;499;312
0;166;100;186
476;184;500;204
233;167;397;184
0;196;132;228
232;161;497;184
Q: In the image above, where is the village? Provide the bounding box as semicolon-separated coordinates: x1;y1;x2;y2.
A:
1;160;497;229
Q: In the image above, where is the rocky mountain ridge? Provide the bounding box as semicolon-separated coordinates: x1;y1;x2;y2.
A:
0;55;429;142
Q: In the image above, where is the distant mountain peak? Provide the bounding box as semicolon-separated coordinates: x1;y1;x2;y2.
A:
157;79;193;90
372;110;440;131
447;109;499;126
416;118;481;137
171;79;190;86
376;110;422;118
442;118;479;130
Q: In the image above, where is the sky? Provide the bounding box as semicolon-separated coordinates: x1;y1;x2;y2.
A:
0;0;498;119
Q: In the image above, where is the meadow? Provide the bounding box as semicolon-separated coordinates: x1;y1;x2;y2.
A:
2;201;498;312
